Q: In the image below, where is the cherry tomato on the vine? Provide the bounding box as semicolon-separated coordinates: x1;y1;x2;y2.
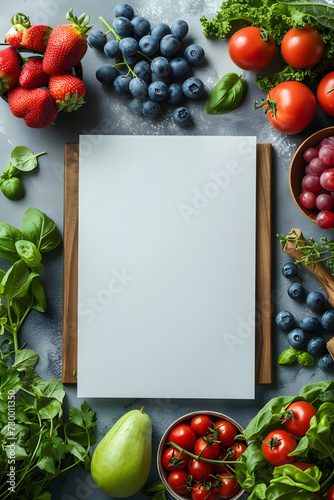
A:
191;414;213;436
168;424;197;451
281;24;324;69
162;446;189;472
194;436;221;459
228;442;247;463
317;72;334;117
214;449;231;474
214;420;238;447
283;401;317;438
262;81;317;134
187;458;214;482
228;26;276;71
262;429;297;466
216;472;241;499
327;486;334;500
167;470;189;495
191;483;217;500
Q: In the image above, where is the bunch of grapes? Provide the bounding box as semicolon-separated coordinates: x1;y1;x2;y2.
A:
89;2;205;125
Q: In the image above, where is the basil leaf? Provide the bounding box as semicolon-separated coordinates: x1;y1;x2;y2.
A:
278;348;297;365
15;239;42;269
300;381;334;404
22;207;61;253
1;260;30;299
32;277;47;312
206;73;247;114
271;464;322;492
14;349;39;372
10;146;46;172
3;162;20;178
0;222;22;262
297;351;314;367
1;177;24;201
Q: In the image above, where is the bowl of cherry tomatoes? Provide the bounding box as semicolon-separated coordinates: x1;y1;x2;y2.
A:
157;411;246;500
289;126;334;229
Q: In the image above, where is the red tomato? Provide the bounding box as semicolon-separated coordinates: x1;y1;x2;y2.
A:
214;450;230;474
263;81;317;134
327;486;334;500
281;24;324;69
191;414;213;435
228;26;276;71
187;458;214;482
216;472;241;499
168;424;197;451
229;442;247;462
167;470;189;495
262;430;297;466
162;446;189;472
194;436;221;459
192;483;217;500
293;462;316;472
317;72;334;116
214;420;238;447
283;401;317;437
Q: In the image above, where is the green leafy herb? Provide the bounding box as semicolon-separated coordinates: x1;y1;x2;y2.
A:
143;480;168;500
0;178;24;200
278;347;314;366
10;146;46;172
206;73;247;114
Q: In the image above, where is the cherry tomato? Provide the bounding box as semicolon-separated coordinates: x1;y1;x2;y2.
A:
187;458;214;482
191;414;213;436
162;446;189;472
167;470;189;495
194;436;221;459
191;483;217;500
214;420;238;447
281;24;324;69
216;472;241;499
327;486;334;500
293;462;316;471
168;424;197;451
317;72;334;116
214;450;230;474
229;442;247;462
263;81;317;134
228;26;276;71
283;401;317;437
262;430;297;466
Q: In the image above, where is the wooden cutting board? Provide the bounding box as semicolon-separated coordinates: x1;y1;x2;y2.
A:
62;142;273;385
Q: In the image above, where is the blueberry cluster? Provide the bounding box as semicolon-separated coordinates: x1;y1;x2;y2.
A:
88;3;205;125
276;261;334;371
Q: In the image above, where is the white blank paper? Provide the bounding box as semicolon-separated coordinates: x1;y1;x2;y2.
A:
77;135;257;399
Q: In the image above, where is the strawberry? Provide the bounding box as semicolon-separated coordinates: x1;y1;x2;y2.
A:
0;47;21;96
5;13;30;49
21;24;52;52
49;74;86;112
7;87;58;128
19;57;49;89
43;9;92;75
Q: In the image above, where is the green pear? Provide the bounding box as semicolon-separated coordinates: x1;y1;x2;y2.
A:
91;408;152;498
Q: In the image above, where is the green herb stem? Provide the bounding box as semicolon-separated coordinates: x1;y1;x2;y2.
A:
168;441;237;465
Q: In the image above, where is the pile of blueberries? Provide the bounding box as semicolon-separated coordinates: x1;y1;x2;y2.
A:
88;2;206;125
276;261;334;371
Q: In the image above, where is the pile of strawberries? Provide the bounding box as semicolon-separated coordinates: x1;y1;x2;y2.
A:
0;10;90;128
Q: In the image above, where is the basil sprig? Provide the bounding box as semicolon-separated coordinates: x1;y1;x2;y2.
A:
206;72;247;114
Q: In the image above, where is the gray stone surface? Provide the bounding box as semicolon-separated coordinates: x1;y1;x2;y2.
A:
0;0;333;498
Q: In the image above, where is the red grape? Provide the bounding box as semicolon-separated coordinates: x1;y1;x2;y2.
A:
319;145;334;166
300;190;316;209
303;147;318;163
309;157;327;176
302;174;321;193
319;137;334;148
320;168;334;191
316;210;334;229
316;193;334;211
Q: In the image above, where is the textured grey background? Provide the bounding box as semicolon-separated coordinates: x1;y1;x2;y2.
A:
0;0;334;498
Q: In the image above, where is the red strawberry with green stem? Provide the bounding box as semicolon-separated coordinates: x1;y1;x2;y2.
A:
49;74;86;112
0;47;21;96
43;9;92;75
7;87;58;128
19;57;49;89
5;13;30;49
22;25;52;52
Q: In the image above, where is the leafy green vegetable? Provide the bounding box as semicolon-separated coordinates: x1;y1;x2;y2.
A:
278;347;314;366
1;178;24;200
206;73;247;114
10;146;46;172
143;480;168;500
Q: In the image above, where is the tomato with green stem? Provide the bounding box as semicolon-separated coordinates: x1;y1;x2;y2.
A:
214;419;238;447
194;436;221;459
168;424;197;451
262;429;297;466
216;472;240;499
191;483;217;500
228;442;247;463
283;401;317;437
187;458;214;482
162;446;189;471
317;72;334;117
228;26;276;71
167;470;190;495
281;24;324;69
191;414;213;436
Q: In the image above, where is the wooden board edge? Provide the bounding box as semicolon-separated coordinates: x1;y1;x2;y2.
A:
255;143;273;384
62;142;79;384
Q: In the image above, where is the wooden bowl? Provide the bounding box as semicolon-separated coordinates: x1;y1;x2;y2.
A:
289;126;334;224
157;410;245;500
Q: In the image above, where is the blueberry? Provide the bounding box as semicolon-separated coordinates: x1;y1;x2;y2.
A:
114;3;134;20
288;329;308;349
113;16;133;37
148;81;168;102
182;77;205;100
150;23;170;41
151;73;170;85
96;64;118;84
134;60;151;82
151;56;170;77
139;35;159;56
160;34;180;57
119;37;140;56
142;99;161;118
129;77;148;98
173;107;191;126
275;310;294;332
321;310;334;330
307;337;326;356
87;29;106;49
167;83;183;104
306;291;326;313
113;75;132;95
131;16;150;37
318;353;334;371
299;316;321;333
104;40;121;58
282;262;298;279
128;98;143;116
169;57;190;81
124;53;142;65
170;19;189;39
184;44;205;66
287;282;306;301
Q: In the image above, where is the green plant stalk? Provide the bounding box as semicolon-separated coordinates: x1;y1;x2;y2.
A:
168;441;237;466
